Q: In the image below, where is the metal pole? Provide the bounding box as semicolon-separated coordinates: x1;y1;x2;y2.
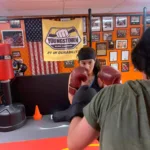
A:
143;7;147;32
88;8;92;47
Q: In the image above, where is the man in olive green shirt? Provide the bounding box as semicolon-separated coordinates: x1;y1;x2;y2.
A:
67;28;150;150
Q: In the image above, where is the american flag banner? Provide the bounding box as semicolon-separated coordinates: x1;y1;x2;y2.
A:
24;19;58;75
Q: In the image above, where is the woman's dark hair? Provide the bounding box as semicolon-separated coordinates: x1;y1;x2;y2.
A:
131;27;150;77
77;47;101;76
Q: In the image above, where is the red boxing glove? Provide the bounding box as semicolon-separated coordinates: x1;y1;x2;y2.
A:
98;66;121;86
69;66;88;95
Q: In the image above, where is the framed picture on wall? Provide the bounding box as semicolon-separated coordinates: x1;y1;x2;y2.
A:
110;51;117;62
130;16;140;25
116;40;127;49
116;16;127;27
117;29;127;38
96;43;107;56
146;16;150;24
83;35;87;45
121;62;129;72
130;28;140;36
121;50;129;61
103;32;112;41
92;32;100;42
92;17;101;31
99;59;107;66
108;41;115;49
12;51;21;57
10;20;21;28
102;17;113;31
1;30;24;48
82;17;87;33
111;63;119;70
64;60;74;68
131;38;139;48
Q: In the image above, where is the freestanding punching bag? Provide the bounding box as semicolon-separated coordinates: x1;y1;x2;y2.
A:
0;44;26;132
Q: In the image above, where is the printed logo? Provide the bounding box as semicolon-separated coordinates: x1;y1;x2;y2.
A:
45;27;81;50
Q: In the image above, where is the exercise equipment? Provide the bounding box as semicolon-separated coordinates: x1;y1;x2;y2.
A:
0;43;26;132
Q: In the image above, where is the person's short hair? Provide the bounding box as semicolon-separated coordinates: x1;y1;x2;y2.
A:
131;27;150;77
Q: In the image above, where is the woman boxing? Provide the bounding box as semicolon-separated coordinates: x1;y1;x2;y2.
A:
52;47;121;122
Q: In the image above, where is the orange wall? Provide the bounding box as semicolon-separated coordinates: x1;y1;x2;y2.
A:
58;15;145;83
0;20;31;76
0;14;148;83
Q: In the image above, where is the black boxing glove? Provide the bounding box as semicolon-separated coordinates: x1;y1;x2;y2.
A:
68;85;97;122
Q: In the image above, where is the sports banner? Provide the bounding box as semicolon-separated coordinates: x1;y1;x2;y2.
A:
42;18;83;61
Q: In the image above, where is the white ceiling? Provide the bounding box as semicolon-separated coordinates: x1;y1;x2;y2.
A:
0;0;150;17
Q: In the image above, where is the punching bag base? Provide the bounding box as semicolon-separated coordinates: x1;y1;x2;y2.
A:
0;104;26;132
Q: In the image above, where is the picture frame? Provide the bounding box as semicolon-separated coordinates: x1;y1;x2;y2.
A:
92;17;101;31
64;60;74;68
110;63;119;70
130;16;140;25
99;59;107;66
121;50;129;61
117;29;127;38
83;35;87;46
146;16;150;24
102;17;113;31
10;20;21;28
12;51;21;57
131;38;139;48
110;51;117;62
1;30;24;48
121;62;129;72
103;32;112;41
82;17;87;33
92;32;100;42
108;41;115;49
96;43;107;56
130;28;140;36
116;40;128;49
116;16;127;27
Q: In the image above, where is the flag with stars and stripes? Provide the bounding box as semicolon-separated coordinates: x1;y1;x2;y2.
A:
24;19;58;75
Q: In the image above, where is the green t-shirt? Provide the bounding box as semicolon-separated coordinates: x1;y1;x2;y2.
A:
83;80;150;150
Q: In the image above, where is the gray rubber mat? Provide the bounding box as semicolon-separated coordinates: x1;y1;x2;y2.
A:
0;115;69;143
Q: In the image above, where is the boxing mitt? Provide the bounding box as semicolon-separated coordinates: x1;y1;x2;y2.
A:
69;66;88;95
98;66;121;86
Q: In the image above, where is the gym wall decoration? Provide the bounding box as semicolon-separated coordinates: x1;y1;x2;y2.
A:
116;40;128;49
121;50;129;61
82;17;87;33
117;29;127;38
12;51;21;57
131;38;139;48
64;60;74;68
116;16;128;28
108;41;115;49
130;27;140;36
121;62;129;72
99;59;107;66
110;51;117;62
92;32;100;42
60;18;71;21
146;16;150;24
1;30;24;48
91;17;101;31
96;43;107;56
103;32;112;41
111;63;119;70
130;16;140;25
102;17;114;31
10;20;21;28
83;35;87;46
